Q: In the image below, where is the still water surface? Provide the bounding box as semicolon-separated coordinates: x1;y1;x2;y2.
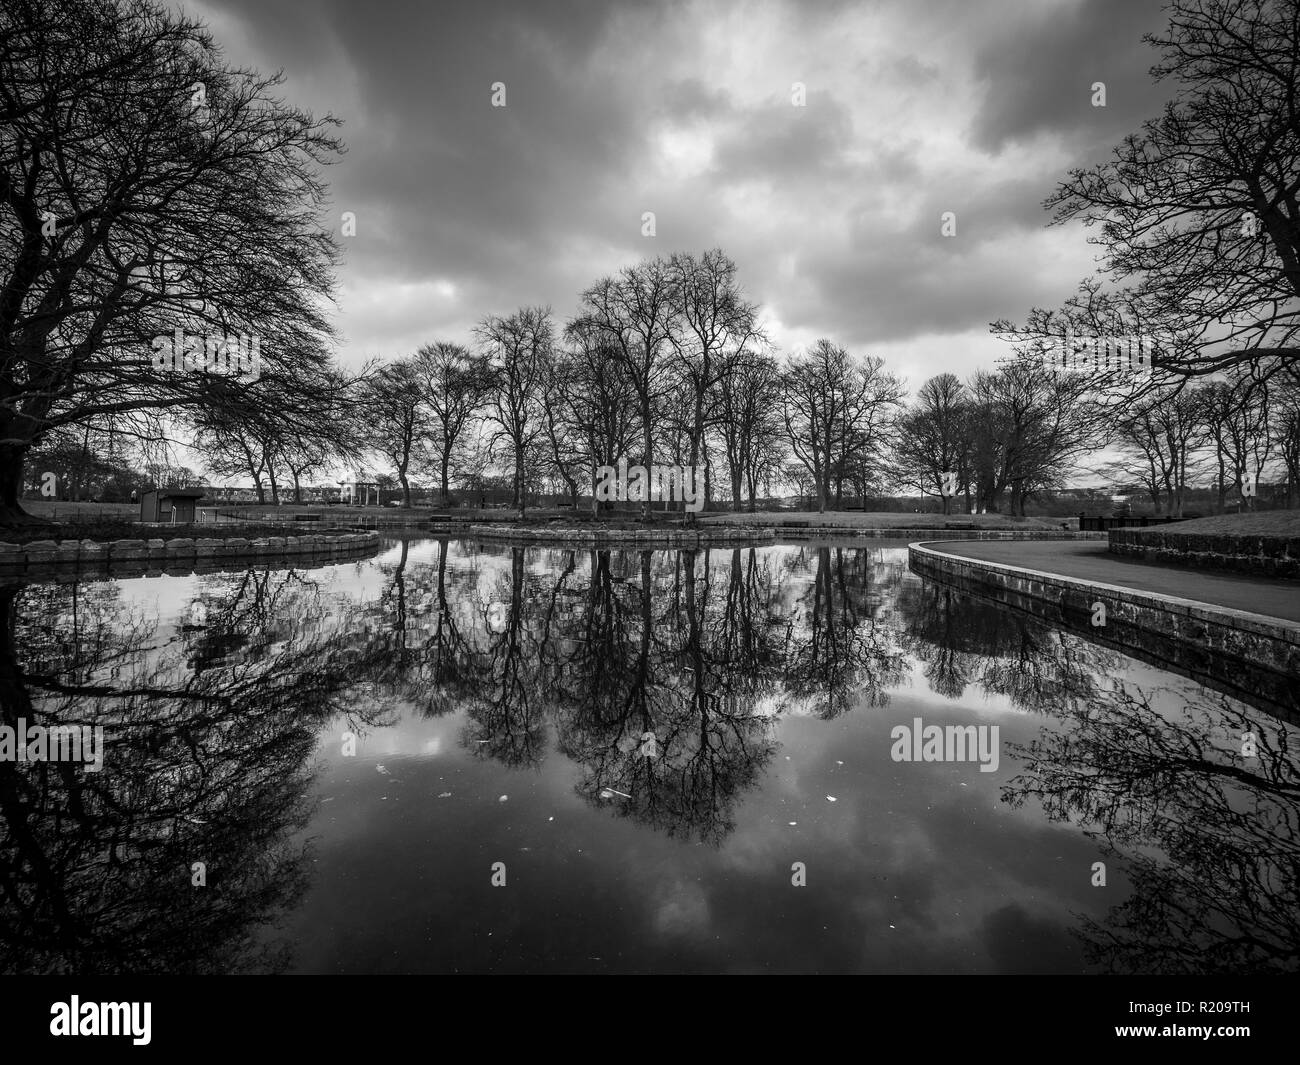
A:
1;538;1295;973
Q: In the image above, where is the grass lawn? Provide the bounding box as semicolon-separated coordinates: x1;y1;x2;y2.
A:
1130;510;1300;538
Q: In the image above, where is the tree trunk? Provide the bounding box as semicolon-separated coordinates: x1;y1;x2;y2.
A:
441;451;451;507
0;445;37;525
641;417;653;522
516;451;526;519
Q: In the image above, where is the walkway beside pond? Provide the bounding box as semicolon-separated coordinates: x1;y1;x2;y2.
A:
926;539;1300;623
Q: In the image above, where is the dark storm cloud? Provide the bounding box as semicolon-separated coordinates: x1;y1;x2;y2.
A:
191;0;1186;379
969;0;1173;157
709;90;859;181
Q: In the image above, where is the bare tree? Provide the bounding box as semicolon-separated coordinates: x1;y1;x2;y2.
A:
967;358;1101;516
1270;370;1300;506
1046;0;1300;379
477;306;553;517
415;341;489;507
717;348;784;512
891;373;971;515
667;249;761;515
577;258;678;520
0;0;344;524
782;340;902;513
559;317;640;515
1201;374;1273;508
1110;386;1208;516
365;358;429;507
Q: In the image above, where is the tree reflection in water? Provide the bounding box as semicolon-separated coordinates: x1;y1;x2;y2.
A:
896;571;1299;973
0;539;1293;973
351;542;906;842
1004;686;1299;973
0;571;395;974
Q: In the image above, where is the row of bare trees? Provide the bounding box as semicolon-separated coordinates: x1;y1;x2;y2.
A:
353;250;899;516
893;365;1300;517
343;271;1300;518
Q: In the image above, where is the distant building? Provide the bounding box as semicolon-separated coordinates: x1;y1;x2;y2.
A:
339;475;380;506
213;485;259;504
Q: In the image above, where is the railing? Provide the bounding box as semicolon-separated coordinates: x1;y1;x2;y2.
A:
1077;513;1189;532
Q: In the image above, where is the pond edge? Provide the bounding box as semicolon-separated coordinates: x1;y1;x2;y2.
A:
908;539;1300;715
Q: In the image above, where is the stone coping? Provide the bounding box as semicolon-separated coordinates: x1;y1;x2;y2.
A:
428;521;1105;545
910;540;1300;640
908;540;1300;714
0;531;382;575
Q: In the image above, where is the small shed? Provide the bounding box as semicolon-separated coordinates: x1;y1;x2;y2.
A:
141;487;207;523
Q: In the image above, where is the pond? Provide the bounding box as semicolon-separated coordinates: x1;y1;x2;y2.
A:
0;538;1295;974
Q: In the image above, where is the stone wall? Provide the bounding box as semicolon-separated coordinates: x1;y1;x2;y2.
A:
0;531;381;577
1109;527;1300;578
428;521;1107;546
909;541;1300;717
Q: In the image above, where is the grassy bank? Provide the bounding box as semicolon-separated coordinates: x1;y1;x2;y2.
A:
700;510;1065;530
1128;511;1300;537
1109;509;1300;579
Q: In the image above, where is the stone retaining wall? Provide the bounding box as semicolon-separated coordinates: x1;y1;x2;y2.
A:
428;521;1106;546
1109;527;1300;578
909;541;1300;717
0;531;381;576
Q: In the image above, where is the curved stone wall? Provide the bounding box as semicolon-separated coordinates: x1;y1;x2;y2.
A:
908;540;1300;719
0;531;382;577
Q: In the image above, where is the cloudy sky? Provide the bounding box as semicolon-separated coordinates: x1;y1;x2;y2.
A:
186;0;1176;392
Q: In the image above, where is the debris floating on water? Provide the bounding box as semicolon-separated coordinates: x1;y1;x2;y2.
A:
826;795;837;802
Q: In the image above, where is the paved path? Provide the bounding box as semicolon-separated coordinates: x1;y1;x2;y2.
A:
922;539;1300;623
